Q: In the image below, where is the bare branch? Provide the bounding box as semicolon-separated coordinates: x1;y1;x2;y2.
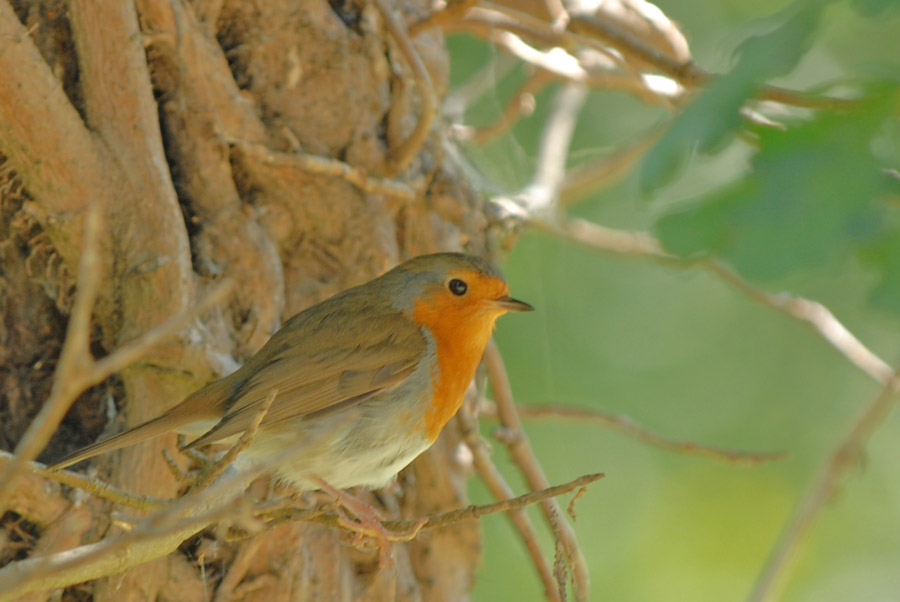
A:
532;216;893;387
389;472;603;531
536;214;669;257
409;0;479;36
559;131;659;206
0;452;168;512
20;507;94;602
485;342;591;602
375;0;438;174
456;402;562;602
239;473;604;545
444;52;519;119
491;82;587;225
0;206;233;513
444;2;856;113
0;427;296;600
747;370;900;602
0;458;69;528
704;263;893;385
455;71;552;144
566;10;858;111
0;207;103;513
483;404;787;465
0;493;248;602
231;139;421;202
528;82;589;215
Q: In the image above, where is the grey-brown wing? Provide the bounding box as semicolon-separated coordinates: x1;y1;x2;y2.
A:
185;307;425;448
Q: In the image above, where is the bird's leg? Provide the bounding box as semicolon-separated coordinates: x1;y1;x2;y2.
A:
182;446;217;471
311;476;427;568
160;435;217;483
160;448;195;483
190;390;278;492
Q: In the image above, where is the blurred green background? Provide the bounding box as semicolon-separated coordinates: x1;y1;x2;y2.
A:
447;1;900;600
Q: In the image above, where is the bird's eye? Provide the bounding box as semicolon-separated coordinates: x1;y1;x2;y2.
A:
448;278;468;296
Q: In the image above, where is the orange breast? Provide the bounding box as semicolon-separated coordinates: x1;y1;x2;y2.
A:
413;296;497;441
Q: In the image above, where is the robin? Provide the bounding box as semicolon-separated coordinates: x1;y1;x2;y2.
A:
51;253;533;493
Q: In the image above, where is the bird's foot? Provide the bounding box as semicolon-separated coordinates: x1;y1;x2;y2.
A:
313;477;426;568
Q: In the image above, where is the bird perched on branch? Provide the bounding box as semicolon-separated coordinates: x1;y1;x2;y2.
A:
52;253;532;493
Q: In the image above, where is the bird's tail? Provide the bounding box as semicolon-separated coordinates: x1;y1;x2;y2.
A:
49;380;231;471
49;411;189;470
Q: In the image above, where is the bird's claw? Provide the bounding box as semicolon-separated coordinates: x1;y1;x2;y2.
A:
335;510;427;569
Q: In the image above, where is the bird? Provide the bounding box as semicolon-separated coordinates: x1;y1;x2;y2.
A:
51;252;533;493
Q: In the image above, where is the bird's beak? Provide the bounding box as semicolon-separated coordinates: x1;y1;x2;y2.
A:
493;296;534;313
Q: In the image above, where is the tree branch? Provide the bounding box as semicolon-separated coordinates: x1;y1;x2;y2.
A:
533;215;893;387
0;1;116;263
747;370;900;602
456;402;562;602
266;472;604;533
231;139;421;203
481;403;787;465
485;342;591;602
376;0;438;174
0;453;168;512
0;205;232;513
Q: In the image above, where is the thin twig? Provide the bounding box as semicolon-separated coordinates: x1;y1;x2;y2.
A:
482;404;787;465
409;0;478;36
231;138;420;202
212;535;265;602
559;131;660;206
375;0;438;174
485;342;591;602
262;472;603;535
0;452;168;512
444;53;518;120
0;206;101;513
0;424;305;600
0;205;101;508
704;263;893;385
0;202;232;513
528;82;588;214
0;491;253;602
454;4;855;113
388;472;603;531
455;6;562;50
27;505;94;602
457;403;562;602
491;82;588;225
747;370;900;602
484;80;592;600
535;215;892;387
457;70;553;144
454;17;677;109
544;0;569;30
565;11;858;111
0;454;70;527
0;410;371;598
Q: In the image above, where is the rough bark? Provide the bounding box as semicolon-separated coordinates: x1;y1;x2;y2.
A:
0;0;486;599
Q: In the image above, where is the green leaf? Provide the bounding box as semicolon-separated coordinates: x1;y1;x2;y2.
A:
861;230;900;314
641;2;828;194
655;182;755;260
851;0;900;17
656;89;899;284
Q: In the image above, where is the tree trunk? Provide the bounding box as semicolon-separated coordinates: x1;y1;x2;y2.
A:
0;0;487;599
